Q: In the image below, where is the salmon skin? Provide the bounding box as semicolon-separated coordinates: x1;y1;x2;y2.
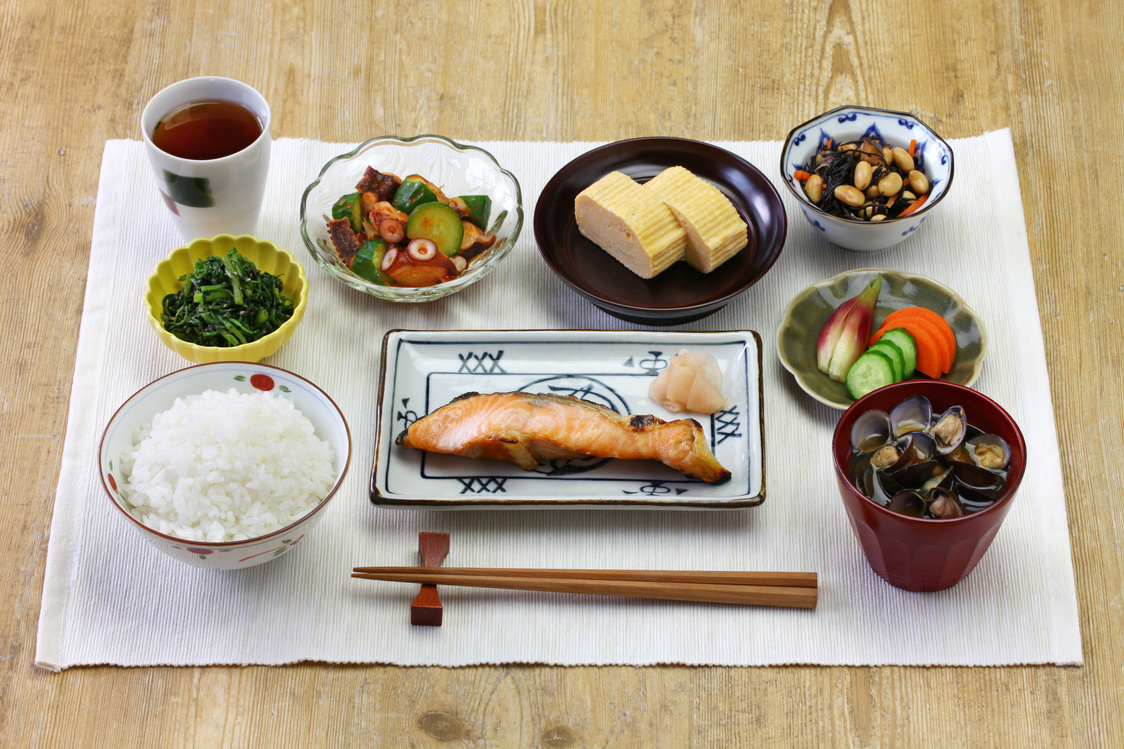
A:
396;391;731;484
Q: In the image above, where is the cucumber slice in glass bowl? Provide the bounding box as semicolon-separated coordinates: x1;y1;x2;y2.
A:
406;202;464;257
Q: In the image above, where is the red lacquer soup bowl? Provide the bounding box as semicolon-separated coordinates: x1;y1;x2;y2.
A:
832;380;1026;592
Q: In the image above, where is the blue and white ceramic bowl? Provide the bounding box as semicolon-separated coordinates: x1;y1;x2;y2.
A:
780;105;954;251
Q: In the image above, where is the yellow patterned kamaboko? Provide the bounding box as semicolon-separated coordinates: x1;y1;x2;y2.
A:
574;171;687;279
642;166;749;273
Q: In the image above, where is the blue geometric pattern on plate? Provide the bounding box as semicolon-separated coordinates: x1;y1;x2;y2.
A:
372;330;765;509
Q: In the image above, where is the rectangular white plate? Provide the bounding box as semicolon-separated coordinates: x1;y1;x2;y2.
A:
370;329;765;509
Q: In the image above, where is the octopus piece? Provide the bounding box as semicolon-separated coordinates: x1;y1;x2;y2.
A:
366;201;409;244
380;238;458;286
356;167;400;202
327;217;362;267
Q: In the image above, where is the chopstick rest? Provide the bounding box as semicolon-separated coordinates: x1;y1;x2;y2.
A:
354;566;818;610
411;532;450;626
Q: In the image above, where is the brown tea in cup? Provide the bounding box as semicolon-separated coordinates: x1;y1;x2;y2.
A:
142;77;272;237
151;99;262;161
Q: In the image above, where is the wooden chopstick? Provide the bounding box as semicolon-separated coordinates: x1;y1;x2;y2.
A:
351;567;818;609
353;566;817;588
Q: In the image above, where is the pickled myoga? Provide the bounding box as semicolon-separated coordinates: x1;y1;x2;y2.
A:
649;350;727;414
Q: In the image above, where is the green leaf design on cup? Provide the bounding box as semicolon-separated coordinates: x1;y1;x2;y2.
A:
163;170;215;208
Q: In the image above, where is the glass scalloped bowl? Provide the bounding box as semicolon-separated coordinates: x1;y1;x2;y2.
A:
299;135;524;302
144;234;309;364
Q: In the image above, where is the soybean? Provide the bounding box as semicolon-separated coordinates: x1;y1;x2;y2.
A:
854;161;872;190
805;173;824;203
878;172;903;197
834;185;865;207
892;147;915;172
908;169;930;194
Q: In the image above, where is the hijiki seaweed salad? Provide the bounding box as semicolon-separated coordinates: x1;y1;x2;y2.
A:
161;249;295;347
795;135;931;222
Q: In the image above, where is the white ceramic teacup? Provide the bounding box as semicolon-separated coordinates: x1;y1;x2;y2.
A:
141;77;272;240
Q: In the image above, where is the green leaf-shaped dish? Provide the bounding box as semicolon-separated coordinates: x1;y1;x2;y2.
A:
777;268;988;409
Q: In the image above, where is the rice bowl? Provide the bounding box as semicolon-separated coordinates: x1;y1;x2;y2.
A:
100;362;351;570
121;389;335;543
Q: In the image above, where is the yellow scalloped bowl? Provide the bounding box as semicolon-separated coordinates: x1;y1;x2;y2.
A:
144;235;308;363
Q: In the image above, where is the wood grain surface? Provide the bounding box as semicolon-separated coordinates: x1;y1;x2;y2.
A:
3;0;1121;745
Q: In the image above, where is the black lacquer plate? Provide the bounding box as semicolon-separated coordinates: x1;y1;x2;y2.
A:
534;137;788;325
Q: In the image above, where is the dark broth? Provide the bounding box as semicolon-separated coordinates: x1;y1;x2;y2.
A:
152;99;262;160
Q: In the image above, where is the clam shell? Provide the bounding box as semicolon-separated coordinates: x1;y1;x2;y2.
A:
890;395;932;437
850;409;891;454
887;431;938;471
928;487;965;519
952;462;1006;501
871;468;905;506
892;459;944;490
888;490;927;518
966;433;1011;470
931;405;967;454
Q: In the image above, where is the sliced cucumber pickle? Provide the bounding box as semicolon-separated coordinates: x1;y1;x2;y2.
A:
351;239;395;285
845;349;896;400
392;177;438;214
878;328;918;378
868;340;904;382
332;191;364;233
406;202;464;257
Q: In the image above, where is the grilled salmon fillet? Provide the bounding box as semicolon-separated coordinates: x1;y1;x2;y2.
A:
396;391;731;484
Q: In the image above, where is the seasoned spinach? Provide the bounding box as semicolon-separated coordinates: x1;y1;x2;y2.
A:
162;249;294;347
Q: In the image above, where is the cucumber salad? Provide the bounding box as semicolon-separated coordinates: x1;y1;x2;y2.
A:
325;166;497;287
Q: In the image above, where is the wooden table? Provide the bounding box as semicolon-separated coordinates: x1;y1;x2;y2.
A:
4;1;1120;744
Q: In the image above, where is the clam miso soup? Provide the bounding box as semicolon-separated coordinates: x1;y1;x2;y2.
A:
848;395;1012;520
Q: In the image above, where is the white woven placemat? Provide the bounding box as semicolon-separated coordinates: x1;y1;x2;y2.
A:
35;132;1081;670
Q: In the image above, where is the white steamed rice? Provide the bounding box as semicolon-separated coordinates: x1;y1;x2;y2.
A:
120;388;335;543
